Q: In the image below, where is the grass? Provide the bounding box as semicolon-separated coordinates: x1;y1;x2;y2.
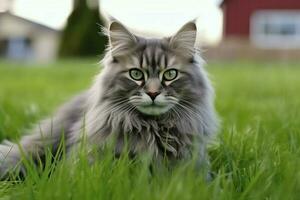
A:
0;59;300;199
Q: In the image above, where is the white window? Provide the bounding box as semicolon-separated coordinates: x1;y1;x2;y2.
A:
250;10;300;49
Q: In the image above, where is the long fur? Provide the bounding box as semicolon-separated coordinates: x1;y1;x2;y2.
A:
0;21;219;178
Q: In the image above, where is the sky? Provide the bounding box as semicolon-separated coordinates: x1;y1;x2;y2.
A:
101;0;223;44
9;0;223;44
12;0;73;29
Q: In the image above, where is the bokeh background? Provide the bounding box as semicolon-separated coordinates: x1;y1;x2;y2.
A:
0;0;223;63
1;0;300;62
0;1;300;199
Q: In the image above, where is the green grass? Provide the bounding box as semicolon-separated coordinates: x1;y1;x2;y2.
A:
0;59;300;199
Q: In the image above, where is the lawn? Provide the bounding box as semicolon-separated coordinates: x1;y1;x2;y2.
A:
0;59;300;199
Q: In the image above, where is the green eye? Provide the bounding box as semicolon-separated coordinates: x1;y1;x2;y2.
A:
129;68;144;81
163;69;178;81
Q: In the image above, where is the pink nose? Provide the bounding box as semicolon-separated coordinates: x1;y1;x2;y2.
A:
147;92;160;101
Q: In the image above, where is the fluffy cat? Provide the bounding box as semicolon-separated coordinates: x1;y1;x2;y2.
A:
0;20;219;178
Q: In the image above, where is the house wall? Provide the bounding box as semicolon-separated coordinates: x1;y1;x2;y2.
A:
223;0;300;37
0;13;60;63
0;14;34;37
32;31;60;63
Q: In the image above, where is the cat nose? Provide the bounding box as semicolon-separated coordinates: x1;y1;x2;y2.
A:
147;92;160;101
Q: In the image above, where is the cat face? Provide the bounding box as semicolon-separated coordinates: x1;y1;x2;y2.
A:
125;50;181;116
101;21;207;117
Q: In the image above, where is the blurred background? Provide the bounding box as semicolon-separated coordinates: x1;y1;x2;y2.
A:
1;2;300;197
1;0;300;63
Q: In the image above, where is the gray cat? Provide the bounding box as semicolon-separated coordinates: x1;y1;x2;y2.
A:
0;21;219;178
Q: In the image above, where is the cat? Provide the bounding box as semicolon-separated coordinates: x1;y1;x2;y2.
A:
0;20;219;178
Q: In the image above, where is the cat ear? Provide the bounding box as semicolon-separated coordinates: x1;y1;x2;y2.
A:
169;21;197;57
108;21;137;56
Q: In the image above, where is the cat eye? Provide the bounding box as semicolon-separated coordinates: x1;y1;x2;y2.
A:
163;69;178;81
129;68;144;81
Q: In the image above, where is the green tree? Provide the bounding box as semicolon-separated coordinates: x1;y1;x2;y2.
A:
59;0;107;57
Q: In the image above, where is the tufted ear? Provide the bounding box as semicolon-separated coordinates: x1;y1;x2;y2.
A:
108;21;137;56
169;21;197;57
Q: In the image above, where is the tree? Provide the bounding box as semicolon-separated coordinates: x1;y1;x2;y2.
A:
59;0;107;57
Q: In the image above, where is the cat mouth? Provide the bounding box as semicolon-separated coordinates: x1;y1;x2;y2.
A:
143;103;165;108
136;104;171;116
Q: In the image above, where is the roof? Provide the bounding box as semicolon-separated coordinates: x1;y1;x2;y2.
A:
0;11;60;32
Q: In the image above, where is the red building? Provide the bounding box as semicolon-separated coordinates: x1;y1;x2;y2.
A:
221;0;300;49
205;0;300;60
